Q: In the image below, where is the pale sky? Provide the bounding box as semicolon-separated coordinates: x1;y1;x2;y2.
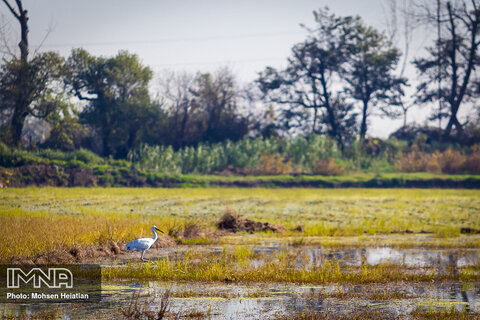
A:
0;0;445;138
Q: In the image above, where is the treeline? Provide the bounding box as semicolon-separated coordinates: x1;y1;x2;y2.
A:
0;1;480;170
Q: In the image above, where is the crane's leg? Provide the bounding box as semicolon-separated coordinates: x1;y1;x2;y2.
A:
141;250;146;262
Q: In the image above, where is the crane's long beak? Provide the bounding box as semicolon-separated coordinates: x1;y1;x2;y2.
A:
155;227;164;234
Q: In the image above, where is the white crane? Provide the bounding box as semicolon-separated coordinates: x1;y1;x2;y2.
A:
125;225;164;262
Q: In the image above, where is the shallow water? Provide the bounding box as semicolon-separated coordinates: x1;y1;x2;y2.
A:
115;244;480;268
3;246;480;319
144;244;480;270
4;280;480;319
304;246;480;268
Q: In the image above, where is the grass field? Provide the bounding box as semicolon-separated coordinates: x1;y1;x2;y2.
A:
1;187;480;261
2;187;480;319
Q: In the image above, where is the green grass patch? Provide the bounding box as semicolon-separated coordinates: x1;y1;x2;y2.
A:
0;188;479;261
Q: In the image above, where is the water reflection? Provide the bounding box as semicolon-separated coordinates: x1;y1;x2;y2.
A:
2;246;480;319
3;280;479;319
258;246;480;269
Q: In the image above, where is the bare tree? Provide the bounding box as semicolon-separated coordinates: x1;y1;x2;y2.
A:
1;0;28;62
157;71;196;148
382;0;417;127
191;68;243;143
158;68;248;148
414;0;480;138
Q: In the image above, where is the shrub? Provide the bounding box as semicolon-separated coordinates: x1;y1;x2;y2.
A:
312;158;344;176
396;146;480;174
424;156;442;173
395;148;432;172
70;149;104;165
255;153;293;175
435;149;466;174
464;145;480;174
0;143;45;167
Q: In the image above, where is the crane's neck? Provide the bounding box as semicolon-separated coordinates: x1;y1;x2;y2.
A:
152;229;158;241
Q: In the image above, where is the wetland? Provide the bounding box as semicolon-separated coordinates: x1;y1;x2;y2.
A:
1;188;479;319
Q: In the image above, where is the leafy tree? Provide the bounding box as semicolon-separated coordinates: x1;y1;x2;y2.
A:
414;0;480;138
110;99;162;158
42;96;88;151
257;8;358;149
0;52;64;146
65;49;154;156
343;19;406;141
0;0;64;146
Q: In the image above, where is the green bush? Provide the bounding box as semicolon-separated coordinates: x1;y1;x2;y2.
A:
69;149;104;165
1;134;479;176
0;142;45;167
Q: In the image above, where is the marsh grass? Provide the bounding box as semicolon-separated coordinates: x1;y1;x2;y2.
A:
168;288;269;299
221;234;480;249
301;289;419;300
272;311;387;320
273;308;480;320
1;188;479;261
409;307;480;320
0;209;166;261
0;309;60;320
102;248;478;283
121;289;207;320
166;287;417;300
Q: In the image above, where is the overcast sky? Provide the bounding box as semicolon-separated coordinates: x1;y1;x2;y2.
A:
0;0;444;137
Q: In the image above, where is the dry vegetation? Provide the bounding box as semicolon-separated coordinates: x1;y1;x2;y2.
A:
273;309;480;320
396;146;480;174
1;187;479;262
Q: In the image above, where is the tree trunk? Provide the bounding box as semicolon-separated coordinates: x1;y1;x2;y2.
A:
444;108;463;137
179;103;190;147
10;104;27;146
2;0;30;146
360;101;368;141
442;1;478;138
325;106;344;150
312;107;318;134
127;126;137;152
100;96;112;156
102;128;111;156
19;8;28;63
318;72;343;150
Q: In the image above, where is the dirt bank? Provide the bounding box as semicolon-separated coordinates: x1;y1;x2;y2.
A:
9;235;176;265
2;164;480;188
217;210;283;233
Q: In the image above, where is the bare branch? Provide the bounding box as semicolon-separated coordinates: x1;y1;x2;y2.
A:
13;0;22;14
72;89;97;101
0;16;16;58
33;19;54;56
1;0;19;20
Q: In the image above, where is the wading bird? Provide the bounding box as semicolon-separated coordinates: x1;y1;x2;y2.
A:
125;225;164;262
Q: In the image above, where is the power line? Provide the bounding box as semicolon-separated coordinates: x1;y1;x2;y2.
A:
37;31;306;49
150;57;287;68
